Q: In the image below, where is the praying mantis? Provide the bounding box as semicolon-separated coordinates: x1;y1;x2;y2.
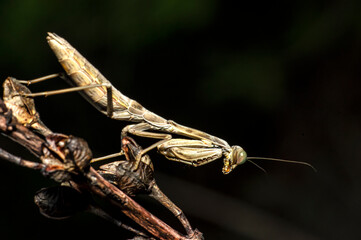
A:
20;32;315;174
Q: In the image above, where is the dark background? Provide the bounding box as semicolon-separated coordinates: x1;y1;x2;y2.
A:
0;1;361;239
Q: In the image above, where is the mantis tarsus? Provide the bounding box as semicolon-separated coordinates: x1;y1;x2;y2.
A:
20;32;316;174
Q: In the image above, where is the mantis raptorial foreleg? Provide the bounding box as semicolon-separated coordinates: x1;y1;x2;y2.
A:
157;139;223;167
123;123;225;168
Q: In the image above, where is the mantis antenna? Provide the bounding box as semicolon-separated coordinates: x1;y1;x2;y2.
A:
247;159;267;174
247;157;317;172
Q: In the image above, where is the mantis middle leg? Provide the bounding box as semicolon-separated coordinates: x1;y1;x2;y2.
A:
122;122;173;170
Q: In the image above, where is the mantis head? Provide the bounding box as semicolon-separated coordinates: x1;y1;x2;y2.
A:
222;145;247;174
222;146;317;174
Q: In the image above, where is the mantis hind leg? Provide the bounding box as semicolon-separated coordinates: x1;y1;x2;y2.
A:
17;73;62;85
18;73;114;118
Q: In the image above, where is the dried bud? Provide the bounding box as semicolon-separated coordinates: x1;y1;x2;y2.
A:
99;136;154;196
46;134;92;171
2;77;52;136
34;186;88;219
99;160;154;196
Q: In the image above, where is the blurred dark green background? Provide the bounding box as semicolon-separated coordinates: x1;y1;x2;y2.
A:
1;1;361;239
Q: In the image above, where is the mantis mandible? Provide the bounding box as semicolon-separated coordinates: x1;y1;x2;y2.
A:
21;33;315;174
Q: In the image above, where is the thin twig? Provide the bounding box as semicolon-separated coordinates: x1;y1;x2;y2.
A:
0;96;203;240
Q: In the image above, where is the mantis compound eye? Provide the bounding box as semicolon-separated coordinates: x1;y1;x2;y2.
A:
232;145;247;166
